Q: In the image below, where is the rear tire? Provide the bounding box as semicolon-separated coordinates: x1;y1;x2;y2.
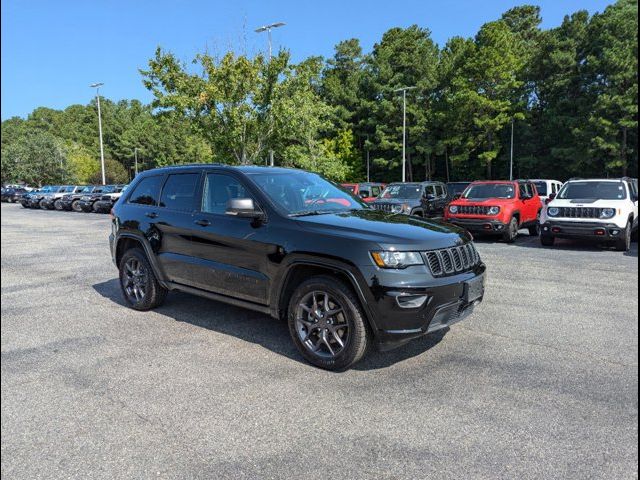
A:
540;235;555;247
615;223;631;252
54;199;64;210
119;248;167;311
288;275;371;371
503;217;519;243
71;200;82;212
528;212;541;236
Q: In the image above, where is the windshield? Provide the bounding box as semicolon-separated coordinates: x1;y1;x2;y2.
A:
101;185;117;194
447;183;470;195
249;171;367;216
558;181;627;200
80;186;94;193
533;182;547;196
41;186;59;193
380;184;422;199
463;183;515;200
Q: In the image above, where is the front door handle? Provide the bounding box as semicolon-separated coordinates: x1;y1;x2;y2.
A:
194;219;211;227
145;212;158;219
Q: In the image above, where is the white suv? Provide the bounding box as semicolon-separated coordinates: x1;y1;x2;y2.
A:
540;178;638;251
531;179;563;205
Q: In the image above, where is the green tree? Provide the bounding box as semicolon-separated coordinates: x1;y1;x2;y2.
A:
2;131;69;186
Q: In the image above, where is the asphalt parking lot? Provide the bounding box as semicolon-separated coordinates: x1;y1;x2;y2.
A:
1;202;638;479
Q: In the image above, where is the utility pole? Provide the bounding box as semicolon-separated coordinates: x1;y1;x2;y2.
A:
134;147;138;176
90;83;106;185
394;86;416;182
256;22;285;168
510;118;514;181
366;148;370;183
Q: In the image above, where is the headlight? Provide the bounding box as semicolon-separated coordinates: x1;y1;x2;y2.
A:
600;208;615;219
391;205;403;213
371;251;424;268
547;207;559;217
449;205;458;214
487;206;500;215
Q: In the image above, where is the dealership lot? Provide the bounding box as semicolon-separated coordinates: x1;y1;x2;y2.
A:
1;202;637;479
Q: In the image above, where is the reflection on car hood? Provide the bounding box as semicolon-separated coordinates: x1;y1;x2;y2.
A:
295;209;470;250
372;198;418;204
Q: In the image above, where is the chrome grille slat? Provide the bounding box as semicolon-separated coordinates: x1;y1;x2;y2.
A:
424;243;481;278
459;205;490;215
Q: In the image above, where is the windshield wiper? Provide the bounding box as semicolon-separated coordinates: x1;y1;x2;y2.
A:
289;210;334;217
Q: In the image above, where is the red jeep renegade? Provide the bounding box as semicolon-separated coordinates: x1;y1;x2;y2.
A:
444;180;542;242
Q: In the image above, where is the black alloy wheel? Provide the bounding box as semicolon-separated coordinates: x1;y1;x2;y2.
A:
288;275;370;370
118;248;167;310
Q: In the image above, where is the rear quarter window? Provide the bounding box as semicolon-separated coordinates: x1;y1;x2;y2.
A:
127;175;165;206
159;173;200;211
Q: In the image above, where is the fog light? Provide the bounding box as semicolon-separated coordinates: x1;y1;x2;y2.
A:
396;294;429;309
483;224;492;230
611;229;620;235
543;226;549;232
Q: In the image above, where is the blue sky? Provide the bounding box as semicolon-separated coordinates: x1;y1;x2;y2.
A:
1;0;614;119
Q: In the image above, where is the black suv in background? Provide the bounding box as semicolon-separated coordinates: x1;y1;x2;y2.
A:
79;185;125;212
60;185;98;211
371;181;450;218
447;182;471;200
110;166;485;370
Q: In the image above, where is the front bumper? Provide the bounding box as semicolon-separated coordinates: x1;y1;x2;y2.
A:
93;200;113;213
78;200;94;212
358;263;486;349
541;221;624;240
446;217;507;234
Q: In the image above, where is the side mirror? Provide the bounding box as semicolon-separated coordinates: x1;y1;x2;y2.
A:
545;193;556;204
226;198;263;219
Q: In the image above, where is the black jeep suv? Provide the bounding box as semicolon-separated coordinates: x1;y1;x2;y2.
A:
110;165;485;370
371;181;450;218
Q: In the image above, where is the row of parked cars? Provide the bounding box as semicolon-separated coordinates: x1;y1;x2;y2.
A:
343;177;639;251
4;184;128;213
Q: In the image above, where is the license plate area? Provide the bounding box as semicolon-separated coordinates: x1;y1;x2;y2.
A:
464;274;485;303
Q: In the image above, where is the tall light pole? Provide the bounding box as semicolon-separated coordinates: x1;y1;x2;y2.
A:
509;118;515;181
394;86;416;182
256;22;285;167
90;83;106;185
255;22;285;60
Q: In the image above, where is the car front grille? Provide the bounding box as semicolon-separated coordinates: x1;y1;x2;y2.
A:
557;207;602;219
372;203;394;212
424;243;481;278
458;205;491;215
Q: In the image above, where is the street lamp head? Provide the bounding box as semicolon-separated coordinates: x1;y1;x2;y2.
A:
255;22;285;33
90;82;104;88
394;86;417;93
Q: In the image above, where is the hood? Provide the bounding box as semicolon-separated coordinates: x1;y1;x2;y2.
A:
295;209;470;250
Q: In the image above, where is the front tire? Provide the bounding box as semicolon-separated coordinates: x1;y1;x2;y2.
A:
71;200;82;212
288;275;371;370
119;248;167;311
39;199;48;209
615;223;631;252
54;199;64;210
503;217;519;243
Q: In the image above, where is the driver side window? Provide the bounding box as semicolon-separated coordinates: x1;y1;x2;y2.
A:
201;173;252;215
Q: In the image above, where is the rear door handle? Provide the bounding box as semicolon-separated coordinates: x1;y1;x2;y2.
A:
145;212;158;219
194;219;211;227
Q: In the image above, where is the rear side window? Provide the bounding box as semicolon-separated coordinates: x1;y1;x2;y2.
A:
128;175;164;206
159;174;200;211
435;185;445;197
201;173;252;214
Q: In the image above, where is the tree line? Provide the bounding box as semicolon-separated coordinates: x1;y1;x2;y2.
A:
1;1;637;187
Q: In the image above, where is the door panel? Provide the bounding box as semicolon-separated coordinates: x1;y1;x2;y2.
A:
189;173;275;305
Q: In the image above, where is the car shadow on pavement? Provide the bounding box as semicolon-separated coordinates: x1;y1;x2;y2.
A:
93;278;447;371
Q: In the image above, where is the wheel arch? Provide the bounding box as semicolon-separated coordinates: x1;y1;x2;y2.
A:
274;259;378;332
114;233;168;287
